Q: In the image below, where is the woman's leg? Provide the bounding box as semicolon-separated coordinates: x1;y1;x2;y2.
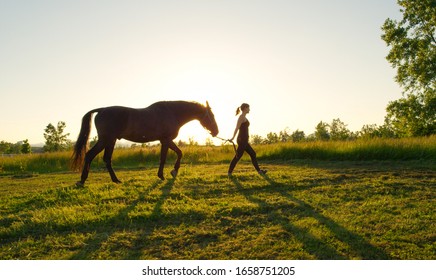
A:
228;143;246;174
245;144;261;172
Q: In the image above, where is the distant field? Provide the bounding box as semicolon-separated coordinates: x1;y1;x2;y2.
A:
0;158;434;259
1;136;435;174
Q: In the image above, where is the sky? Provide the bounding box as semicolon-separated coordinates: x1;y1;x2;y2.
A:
0;0;403;146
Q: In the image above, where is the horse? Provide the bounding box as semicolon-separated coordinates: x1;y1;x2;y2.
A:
71;101;219;186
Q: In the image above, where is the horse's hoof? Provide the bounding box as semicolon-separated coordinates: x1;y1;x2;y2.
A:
113;179;122;184
158;174;165;180
170;169;178;178
75;181;85;188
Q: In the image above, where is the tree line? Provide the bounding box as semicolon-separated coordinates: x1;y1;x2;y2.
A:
0;140;31;154
0;122;72;155
250;118;398;145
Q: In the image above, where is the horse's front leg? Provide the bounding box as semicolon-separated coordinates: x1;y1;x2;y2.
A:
168;141;182;178
158;141;169;180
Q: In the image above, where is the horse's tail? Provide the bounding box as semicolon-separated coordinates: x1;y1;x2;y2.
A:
71;109;100;171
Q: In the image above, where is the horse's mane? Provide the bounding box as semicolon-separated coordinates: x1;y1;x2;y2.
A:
157;100;203;106
150;100;205;111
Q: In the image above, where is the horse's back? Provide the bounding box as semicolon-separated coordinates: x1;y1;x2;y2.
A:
94;106;133;122
94;106;134;138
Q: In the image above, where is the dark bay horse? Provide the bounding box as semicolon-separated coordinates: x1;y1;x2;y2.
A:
71;101;219;185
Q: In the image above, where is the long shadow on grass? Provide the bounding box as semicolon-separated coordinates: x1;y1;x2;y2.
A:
68;178;170;259
0;178;207;259
70;177;209;259
230;175;390;259
68;177;204;259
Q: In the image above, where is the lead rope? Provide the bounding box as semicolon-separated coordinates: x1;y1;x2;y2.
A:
214;136;237;153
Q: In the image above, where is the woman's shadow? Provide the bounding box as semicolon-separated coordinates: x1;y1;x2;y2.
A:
230;174;390;259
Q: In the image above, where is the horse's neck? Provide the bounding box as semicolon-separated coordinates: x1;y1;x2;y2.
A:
176;103;204;125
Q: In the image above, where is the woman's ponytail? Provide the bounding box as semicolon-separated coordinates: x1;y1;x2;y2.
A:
235;107;241;116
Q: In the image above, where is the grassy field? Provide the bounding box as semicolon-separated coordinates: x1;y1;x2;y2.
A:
1;136;435;174
0;138;435;259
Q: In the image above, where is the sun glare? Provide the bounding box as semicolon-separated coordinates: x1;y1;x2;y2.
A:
146;61;246;145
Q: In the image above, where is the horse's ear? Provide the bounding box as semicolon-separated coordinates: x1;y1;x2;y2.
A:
206;101;210;109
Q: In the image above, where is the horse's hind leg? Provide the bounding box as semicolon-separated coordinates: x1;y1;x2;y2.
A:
104;140;121;183
168;141;182;178
79;140;105;185
158;140;169;180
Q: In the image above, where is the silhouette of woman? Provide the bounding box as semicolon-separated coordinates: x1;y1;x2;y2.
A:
228;103;266;176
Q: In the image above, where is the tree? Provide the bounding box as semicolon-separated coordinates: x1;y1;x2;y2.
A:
329;118;351;140
381;0;436;136
89;136;99;148
251;134;264;145
0;141;12;154
188;137;198;146
381;0;435;95
314;121;330;141
43;121;71;152
20;139;31;154
279;128;292;142
386;93;436;136
265;132;279;144
360;124;381;139
177;139;187;147
205;137;214;146
291;129;306;142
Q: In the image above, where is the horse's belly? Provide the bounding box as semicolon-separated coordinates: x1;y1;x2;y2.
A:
123;134;158;143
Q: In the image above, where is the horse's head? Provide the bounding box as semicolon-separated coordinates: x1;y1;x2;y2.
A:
200;101;219;137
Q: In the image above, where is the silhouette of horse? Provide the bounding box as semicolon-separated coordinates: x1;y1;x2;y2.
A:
71;101;219;185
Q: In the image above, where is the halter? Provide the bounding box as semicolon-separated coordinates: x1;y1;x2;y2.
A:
201;108;213;126
200;106;236;153
200;106;218;135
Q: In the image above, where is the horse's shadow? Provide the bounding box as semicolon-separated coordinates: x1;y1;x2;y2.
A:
230;174;390;259
69;177;205;260
68;179;165;259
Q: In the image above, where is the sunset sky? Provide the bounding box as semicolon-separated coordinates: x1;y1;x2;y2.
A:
0;0;402;146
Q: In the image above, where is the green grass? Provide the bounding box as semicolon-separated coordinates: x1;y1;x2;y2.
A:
1;136;435;175
0;159;434;260
258;136;436;160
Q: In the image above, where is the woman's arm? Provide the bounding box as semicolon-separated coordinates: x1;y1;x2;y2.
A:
230;116;244;141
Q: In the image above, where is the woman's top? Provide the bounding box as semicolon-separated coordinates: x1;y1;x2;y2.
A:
237;120;250;143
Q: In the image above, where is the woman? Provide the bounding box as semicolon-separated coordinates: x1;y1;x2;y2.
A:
228;103;267;176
